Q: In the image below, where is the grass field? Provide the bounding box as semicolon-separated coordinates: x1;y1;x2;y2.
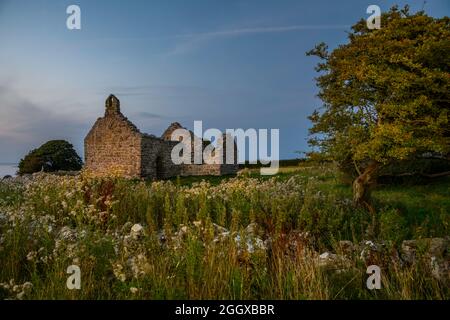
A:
0;163;448;299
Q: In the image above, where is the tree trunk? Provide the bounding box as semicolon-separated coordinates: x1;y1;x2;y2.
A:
352;161;379;213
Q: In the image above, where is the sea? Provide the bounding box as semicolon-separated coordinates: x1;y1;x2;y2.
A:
0;164;18;177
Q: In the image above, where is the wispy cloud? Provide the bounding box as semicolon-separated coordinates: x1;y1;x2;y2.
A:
134;111;163;119
167;24;350;55
103;85;217;98
175;24;350;39
93;24;350;55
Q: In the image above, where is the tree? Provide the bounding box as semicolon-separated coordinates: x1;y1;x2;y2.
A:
307;6;450;211
19;140;83;174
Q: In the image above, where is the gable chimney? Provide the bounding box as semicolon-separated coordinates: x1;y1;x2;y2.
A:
105;94;120;116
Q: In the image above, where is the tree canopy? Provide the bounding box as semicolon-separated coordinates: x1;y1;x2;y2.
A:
307;6;450;207
19;140;83;174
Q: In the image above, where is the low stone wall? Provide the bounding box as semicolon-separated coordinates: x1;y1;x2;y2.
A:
180;164;222;176
220;164;240;175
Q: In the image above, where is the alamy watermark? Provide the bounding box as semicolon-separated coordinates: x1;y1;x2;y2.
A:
170;121;280;175
66;5;81;30
366;5;381;30
66;265;81;290
366;265;381;290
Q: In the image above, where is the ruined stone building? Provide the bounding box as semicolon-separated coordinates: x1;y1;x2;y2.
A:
84;95;239;179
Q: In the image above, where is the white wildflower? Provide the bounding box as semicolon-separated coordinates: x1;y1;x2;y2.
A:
26;251;37;261
16;291;25;300
130;287;139;294
130;224;144;239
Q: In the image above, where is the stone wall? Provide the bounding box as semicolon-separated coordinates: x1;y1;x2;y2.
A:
160;121;238;177
179;164;239;176
84;95;143;178
141;136;181;179
220;164;240;175
180;164;221;176
85;95;239;179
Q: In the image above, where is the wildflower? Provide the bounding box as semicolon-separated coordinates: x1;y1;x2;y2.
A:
130;287;139;294
16;291;25;300
22;282;33;291
58;226;76;241
26;251;37;261
113;264;127;282
130;224;144;239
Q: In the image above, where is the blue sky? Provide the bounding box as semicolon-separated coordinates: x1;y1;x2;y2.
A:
0;0;448;163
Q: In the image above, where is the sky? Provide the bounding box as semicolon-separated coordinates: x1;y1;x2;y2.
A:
0;0;449;163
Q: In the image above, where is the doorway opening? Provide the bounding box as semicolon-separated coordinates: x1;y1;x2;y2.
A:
155;156;164;179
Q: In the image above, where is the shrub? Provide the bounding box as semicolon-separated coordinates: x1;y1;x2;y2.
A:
18;140;82;174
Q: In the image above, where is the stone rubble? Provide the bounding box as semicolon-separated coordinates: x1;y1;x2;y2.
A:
125;219;449;281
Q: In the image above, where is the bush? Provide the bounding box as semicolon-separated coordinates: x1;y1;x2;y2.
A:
18;140;82;174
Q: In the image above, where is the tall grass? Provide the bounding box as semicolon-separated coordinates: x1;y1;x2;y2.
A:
0;166;448;300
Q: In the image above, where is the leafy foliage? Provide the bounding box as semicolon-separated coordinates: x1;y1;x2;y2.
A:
18;140;82;174
307;6;450;170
